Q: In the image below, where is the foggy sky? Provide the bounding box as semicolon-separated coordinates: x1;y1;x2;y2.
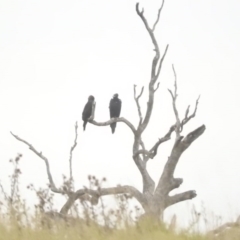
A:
0;0;240;228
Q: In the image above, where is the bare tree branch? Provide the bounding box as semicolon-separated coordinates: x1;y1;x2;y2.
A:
152;0;165;32
136;4;159;80
60;185;144;215
126;3;169;197
168;64;181;139
166;190;197;207
154;82;160;92
156;45;169;79
148;124;176;159
154;125;206;197
180;96;200;131
136;3;169;135
134;85;144;125
69;122;78;188
133;124;175;161
139;138;148;161
181;124;206;151
208;216;240;236
89;118;136;134
10;132;65;195
132;152;155;194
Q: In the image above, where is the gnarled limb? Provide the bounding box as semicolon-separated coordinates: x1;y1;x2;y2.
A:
10;132;65;195
154;125;206;198
166;190;197;208
60;185;144;215
152;63;205;205
11;128;145;216
181;125;206;151
89;118;136;134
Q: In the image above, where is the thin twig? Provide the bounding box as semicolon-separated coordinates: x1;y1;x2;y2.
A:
136;3;160;80
168;64;181;139
180;96;200;131
152;0;165;32
10;132;65;195
156;45;169;79
69;122;78;188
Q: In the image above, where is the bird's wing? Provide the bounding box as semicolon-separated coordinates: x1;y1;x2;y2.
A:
82;102;92;120
118;99;122;117
109;99;114;118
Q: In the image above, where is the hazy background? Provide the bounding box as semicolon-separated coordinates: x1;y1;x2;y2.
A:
0;0;240;228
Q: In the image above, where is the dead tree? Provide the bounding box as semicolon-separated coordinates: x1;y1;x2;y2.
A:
11;1;205;221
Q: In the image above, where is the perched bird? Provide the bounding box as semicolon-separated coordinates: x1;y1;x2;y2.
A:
109;94;122;134
82;95;95;131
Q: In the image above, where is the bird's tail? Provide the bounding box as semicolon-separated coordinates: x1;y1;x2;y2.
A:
83;121;87;131
110;122;116;134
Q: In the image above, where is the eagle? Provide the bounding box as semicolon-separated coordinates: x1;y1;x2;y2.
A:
109;94;122;134
82;95;95;131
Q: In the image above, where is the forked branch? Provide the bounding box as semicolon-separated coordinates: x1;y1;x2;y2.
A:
166;190;197;207
136;2;169;135
154;124;206;197
169;65;201;135
180;96;200;131
10;132;65;195
136;3;159;75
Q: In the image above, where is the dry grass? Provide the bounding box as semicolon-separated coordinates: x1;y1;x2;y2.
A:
0;154;239;240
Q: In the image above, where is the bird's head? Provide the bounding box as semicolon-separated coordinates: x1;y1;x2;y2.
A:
113;93;119;99
88;95;95;101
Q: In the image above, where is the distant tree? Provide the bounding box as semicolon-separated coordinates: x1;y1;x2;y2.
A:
11;1;205;222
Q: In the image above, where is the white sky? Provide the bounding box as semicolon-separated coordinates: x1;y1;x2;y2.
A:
0;0;240;228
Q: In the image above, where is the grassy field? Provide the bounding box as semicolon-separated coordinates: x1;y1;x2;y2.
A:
0;218;239;240
0;155;239;240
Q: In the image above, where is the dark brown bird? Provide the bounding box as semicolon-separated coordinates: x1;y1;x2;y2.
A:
109;94;121;134
82;95;95;131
